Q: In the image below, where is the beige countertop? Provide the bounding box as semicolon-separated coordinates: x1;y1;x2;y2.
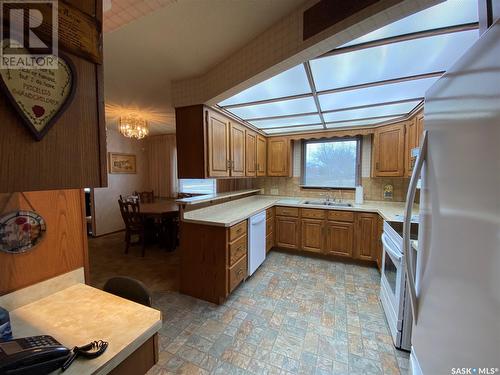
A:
182;194;418;227
176;189;261;205
9;283;162;375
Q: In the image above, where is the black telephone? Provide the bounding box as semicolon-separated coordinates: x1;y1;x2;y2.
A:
0;335;70;375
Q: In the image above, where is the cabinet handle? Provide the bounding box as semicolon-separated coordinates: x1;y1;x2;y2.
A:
226;160;231;169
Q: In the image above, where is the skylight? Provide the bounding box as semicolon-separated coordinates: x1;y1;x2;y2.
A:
217;0;479;135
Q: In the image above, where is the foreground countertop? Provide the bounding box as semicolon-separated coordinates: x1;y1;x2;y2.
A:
9;284;162;375
182;194;418;227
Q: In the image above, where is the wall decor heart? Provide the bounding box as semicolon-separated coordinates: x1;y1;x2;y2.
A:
0;46;76;141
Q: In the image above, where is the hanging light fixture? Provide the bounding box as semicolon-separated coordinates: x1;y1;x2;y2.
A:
119;114;149;139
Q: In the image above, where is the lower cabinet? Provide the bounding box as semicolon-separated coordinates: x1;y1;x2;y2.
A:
266;207;275;252
324;221;354;257
355;212;380;261
301;218;323;253
275;215;300;249
274;206;379;264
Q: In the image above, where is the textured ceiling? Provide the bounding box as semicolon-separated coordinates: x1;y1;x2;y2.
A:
103;0;306;134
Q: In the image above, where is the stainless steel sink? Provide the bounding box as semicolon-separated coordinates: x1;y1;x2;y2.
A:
302;200;353;207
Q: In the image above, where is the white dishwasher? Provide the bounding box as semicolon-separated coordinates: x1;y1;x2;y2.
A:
248;211;266;276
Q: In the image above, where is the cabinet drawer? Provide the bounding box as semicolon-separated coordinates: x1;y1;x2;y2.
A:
229;255;247;292
229;220;247;242
301;208;326;219
229;235;247;266
327;210;354;222
266;233;274;252
276;206;299;217
266;207;274;219
266;217;274;234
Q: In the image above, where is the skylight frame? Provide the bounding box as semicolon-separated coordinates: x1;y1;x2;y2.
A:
216;2;479;135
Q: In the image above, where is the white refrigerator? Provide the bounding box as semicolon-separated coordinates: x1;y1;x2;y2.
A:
404;19;500;375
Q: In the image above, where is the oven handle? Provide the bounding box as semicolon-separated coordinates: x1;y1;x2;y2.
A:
381;233;402;262
403;130;427;324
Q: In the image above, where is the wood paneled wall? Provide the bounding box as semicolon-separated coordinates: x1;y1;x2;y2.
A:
0;190;88;295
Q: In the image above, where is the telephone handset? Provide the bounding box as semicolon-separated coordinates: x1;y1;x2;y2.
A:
0;335;70;375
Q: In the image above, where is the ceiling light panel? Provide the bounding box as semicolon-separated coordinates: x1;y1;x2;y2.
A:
318;76;438;111
249;114;322;129
264;125;324;134
226;97;318;120
322;100;421;122
219;65;311;106
310;29;478;91
326;116;404;128
341;0;478;48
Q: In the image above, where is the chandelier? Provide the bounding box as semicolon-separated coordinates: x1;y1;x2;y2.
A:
119;114;149;139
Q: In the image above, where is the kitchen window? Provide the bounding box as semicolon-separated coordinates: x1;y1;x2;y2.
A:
301;137;361;189
178;179;216;194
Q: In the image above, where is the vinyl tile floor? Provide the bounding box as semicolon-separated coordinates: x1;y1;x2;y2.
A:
143;252;410;375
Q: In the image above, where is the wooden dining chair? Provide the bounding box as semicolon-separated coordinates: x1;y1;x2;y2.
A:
135;191;155;203
118;198;146;256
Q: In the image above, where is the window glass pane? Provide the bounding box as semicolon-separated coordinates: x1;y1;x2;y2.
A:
310;29;478;91
226;97;317;120
219;65;311;106
326;116;404;128
179;179;216;194
323;101;420;122
250;114;321;129
341;0;478;47
318;77;438;111
264;125;324;134
304;140;358;188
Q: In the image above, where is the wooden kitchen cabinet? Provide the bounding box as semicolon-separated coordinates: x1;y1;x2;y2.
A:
207;110;230;177
176;105;268;178
257;135;267;176
301;218;323;253
372;123;405;177
267;137;291;176
355;212;379;261
275;215;300;249
266;207;275;252
230;122;246;177
0;0;106;193
245;130;257;177
405;118;418;177
324;221;354;257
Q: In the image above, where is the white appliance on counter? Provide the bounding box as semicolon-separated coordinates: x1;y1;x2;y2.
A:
248;211;266;276
380;219;417;351
405;20;500;374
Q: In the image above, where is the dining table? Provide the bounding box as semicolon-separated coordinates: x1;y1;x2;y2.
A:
139;200;179;250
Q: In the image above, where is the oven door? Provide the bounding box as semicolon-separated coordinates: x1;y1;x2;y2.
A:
380;232;406;347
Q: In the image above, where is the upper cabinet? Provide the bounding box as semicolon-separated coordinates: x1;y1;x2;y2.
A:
176;105;267;178
0;0;106;193
245;130;257;177
405;111;424;176
267;137;292;177
256;135;267;176
372;123;406;177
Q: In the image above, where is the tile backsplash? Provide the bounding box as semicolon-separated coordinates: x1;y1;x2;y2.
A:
254;176;410;202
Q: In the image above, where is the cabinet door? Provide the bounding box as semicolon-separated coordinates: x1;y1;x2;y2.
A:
405;118;418;177
301;218;323;253
267;138;290;176
324;221;354;257
355;213;379;261
207;111;230;177
372;123;405;177
275;216;300;249
245;130;257;177
416;112;424;145
256;135;267;176
230;122;246;177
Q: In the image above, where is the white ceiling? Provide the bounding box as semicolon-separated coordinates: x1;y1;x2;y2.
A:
103;0;305;135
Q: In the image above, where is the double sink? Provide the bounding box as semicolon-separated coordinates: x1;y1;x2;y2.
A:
301;200;353;208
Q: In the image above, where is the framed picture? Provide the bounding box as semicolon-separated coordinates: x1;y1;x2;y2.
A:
108;153;137;174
